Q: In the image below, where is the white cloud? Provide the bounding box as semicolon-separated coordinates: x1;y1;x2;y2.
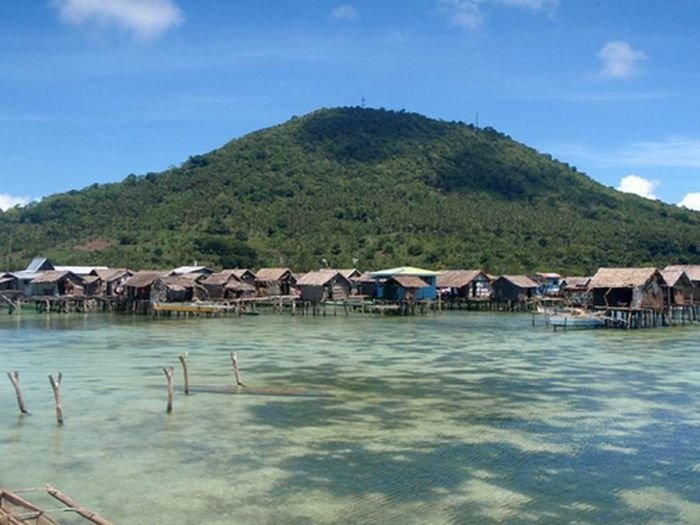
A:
330;5;358;21
52;0;183;40
678;193;700;211
598;41;647;79
438;0;557;30
0;194;31;211
617;174;657;199
440;0;483;30
498;0;558;11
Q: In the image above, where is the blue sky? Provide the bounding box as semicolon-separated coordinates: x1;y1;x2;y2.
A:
2;0;700;210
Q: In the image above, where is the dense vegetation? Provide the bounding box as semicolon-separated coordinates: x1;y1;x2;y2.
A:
1;107;699;275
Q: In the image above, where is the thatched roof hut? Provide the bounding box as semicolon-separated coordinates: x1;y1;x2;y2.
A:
123;271;165;301
94;268;133;296
224;280;256;297
561;276;590;291
151;275;205;303
437;270;492;299
230;269;257;285
328;268;361;280
201;270;255;299
296;270;352;302
664;265;700;283
30;271;84;296
255;268;296;296
491;275;538;302
660;269;694;305
588;267;666;310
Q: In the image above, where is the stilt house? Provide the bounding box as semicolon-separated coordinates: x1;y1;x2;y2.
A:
492;275;539;302
255;268;296;296
664;265;700;303
94;268;133;296
123;271;164;301
370;267;438;301
437;270;492;300
151;275;205;303
30;271;84;296
296;270;352;302
201;270;255;299
230;269;257;287
560;276;591;306
660;269;694;306
588;267;666;310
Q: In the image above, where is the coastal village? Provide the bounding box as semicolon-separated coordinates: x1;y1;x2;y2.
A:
1;257;699;329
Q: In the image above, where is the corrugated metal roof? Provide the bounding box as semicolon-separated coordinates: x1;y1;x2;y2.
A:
371;266;439;278
26;257;53;272
534;272;562;279
170;266;212;275
54;265;108;275
588;267;664;289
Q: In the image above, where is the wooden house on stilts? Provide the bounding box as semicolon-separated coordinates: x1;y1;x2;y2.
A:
296;270;352;303
588;267;666;328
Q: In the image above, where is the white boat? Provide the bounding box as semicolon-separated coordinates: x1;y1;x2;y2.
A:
549;310;604;329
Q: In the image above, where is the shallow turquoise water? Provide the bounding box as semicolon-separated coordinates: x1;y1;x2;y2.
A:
1;312;700;524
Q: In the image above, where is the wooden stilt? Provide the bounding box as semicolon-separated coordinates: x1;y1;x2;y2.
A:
48;373;63;425
162;366;174;413
46;485;113;525
178;352;190;395
230;351;244;386
7;370;29;415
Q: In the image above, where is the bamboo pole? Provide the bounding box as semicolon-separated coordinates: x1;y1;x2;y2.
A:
178;352;190;395
48;373;63;425
230;352;244;386
163;366;174;413
46;485;113;525
7;370;29;415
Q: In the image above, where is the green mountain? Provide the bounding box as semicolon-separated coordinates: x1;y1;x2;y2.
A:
2;107;699;274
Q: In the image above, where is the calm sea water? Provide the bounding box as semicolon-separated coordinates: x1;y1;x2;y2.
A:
1;311;699;524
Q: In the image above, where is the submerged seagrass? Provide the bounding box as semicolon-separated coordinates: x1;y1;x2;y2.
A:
1;312;699;524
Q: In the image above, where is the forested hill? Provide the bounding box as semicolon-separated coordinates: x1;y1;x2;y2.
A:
2;107;699;275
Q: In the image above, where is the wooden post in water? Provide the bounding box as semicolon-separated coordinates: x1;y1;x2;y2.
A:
178;352;190;395
48;373;64;425
7;371;29;415
230;351;244;386
162;366;174;413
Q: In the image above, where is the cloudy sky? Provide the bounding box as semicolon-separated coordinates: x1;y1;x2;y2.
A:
2;1;700;210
